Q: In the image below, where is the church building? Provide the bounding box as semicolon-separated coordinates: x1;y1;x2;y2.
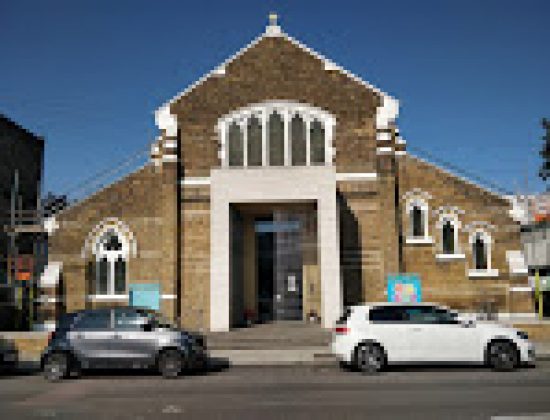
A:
38;16;533;332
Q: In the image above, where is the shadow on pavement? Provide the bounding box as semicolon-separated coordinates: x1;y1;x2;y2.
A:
1;356;232;380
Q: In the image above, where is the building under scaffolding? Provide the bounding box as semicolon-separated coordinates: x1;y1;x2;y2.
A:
0;114;46;331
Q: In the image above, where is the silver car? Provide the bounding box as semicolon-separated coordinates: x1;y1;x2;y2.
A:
41;307;207;381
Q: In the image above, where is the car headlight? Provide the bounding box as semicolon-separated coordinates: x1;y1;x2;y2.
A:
517;331;529;340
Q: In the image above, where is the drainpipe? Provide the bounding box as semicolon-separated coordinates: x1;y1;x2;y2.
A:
176;130;182;328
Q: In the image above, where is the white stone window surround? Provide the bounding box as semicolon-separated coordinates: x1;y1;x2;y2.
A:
405;198;432;244
467;229;499;278
435;213;464;259
93;228;129;297
216;101;336;168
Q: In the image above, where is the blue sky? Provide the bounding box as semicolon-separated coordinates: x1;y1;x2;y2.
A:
1;0;548;197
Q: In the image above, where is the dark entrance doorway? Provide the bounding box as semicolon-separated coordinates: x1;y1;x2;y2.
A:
255;212;303;322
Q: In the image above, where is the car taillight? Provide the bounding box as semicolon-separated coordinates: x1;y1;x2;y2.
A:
334;326;350;334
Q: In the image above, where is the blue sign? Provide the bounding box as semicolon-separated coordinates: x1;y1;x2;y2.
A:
387;274;422;303
129;283;161;311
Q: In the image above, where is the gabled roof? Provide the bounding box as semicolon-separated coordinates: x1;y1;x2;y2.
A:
155;18;399;135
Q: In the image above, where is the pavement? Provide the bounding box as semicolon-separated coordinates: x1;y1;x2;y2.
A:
13;341;550;368
1;362;550;419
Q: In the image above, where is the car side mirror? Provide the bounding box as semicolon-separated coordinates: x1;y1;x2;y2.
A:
142;322;153;332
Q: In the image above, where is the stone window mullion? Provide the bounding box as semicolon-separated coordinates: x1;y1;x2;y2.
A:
242;119;248;167
262;109;267;166
284;109;290;166
325;119;333;166
305;117;311;166
221;123;228;167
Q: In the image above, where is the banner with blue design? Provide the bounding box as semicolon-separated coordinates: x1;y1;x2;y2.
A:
387;274;421;303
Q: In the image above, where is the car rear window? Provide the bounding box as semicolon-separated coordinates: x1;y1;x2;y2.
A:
73;310;112;330
369;306;407;322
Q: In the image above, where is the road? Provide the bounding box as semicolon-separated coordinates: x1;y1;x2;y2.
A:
1;361;550;419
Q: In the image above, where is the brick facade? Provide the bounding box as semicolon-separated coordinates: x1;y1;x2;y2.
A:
43;21;532;332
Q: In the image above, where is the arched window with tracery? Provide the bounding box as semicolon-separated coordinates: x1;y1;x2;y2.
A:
411;205;425;238
95;229;127;295
473;232;488;271
217;101;335;168
442;220;455;254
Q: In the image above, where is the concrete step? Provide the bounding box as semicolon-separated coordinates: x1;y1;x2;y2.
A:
209;347;335;366
205;322;332;350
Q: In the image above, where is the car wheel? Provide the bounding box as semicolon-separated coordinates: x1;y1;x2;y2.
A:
43;353;69;382
488;341;518;371
355;343;385;375
158;350;183;379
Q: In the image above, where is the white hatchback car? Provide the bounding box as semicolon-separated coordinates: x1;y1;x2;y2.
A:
332;303;535;373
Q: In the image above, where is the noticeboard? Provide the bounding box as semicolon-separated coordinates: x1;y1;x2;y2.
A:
387;274;422;303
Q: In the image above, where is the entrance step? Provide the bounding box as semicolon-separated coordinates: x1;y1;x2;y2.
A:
205;321;332;350
209;347;336;366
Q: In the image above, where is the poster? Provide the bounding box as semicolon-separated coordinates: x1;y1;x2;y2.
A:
387;274;421;303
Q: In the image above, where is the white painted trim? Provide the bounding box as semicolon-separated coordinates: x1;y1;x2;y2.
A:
87;294;129;301
82;218;137;259
468;269;499;278
43;216;59;235
376;95;399;130
161;294;177;300
39;261;62;287
402;188;433;202
435;253;466;261
213;65;226;76
155;105;178;137
395;150;407;156
405;236;434;245
511;268;529;275
509;286;533;292
162;154;178;162
376;132;392;141
34;296;58;304
265;22;282;37
163;140;178;149
335;172;378;181
376;146;393;154
180;177;211;186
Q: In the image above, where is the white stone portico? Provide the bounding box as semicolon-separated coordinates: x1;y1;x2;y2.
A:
210;166;341;332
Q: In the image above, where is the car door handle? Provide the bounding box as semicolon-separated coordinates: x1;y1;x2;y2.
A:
113;334;122;339
411;327;423;332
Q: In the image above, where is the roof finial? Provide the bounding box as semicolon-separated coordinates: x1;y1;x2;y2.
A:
266;12;281;36
269;12;278;26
